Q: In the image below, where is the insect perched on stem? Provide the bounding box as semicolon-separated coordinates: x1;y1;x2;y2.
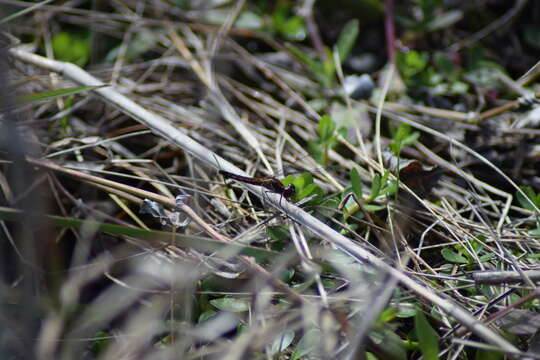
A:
218;170;295;200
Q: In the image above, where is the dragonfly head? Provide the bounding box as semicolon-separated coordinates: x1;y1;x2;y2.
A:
283;184;296;200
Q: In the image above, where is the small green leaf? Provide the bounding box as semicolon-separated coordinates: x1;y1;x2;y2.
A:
210;297;250;312
270;331;295;355
287;44;325;79
370;328;407;360
296;183;318;199
198;310;216;323
401;132;420;148
529;222;540;236
318;115;336;142
266;225;290;241
516;186;539;211
367;173;382;201
90;331;111;356
396;303;417;318
381;180;398;197
307;140;324;164
52;31;90;66
415;308;440;360
397;50;429;79
479;253;496;263
335;19;359;63
281;16;306;41
441;248;469;264
291;329;320;360
363;203;387;212
379;308;397;323
350;168;363;200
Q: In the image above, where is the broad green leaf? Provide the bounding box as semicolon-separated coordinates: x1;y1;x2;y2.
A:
285;172;314;191
516;186;539;211
367;173;382;201
335;19;359;63
441;248;469;264
479;253;496;262
297;183;318;199
297;183;324;205
210;297;250;312
52;31;90;66
270;331;295;355
415;308;440;360
350;168;363;200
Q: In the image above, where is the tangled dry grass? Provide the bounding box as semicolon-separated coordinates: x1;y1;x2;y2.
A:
1;1;540;359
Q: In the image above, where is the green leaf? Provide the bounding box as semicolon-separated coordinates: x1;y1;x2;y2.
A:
396;303;417;318
335;19;359;63
307;139;324;164
270;331;295;355
281;16;306;41
479;253;496;263
296;183;318;199
379;308;397;323
350;168;363;200
287;44;325;78
90;331;111;356
402;132;420;148
363;203;387;212
391;124;419;154
367;173;382;202
529;222;540;236
441;248;469;264
318;115;336;142
20;85;106;104
516;186;539;211
285;173;314;191
369;328;407;360
415;308;440;360
52;31;90;67
266;225;290;241
198;310;216;323
291;328;320;360
397;50;429;79
210;297;250;312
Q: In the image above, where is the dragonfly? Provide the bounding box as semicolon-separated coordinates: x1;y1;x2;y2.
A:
218;170;296;200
